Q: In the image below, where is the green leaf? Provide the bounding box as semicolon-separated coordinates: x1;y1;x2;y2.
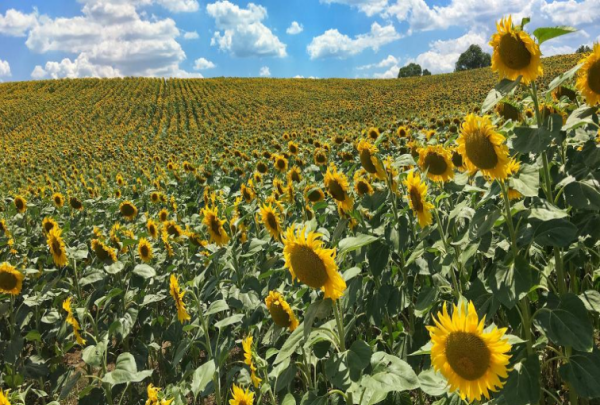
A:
534;293;594;352
282;393;296;405
206;300;229;316
191;360;215;399
564;104;597;131
132;264;156;279
338;234;379;255
469;206;501;240
501;355;541;405
545;63;583;95
274;322;305;365
102;353;153;385
82;341;107;367
564;180;600;211
214;314;243;329
325;353;351;390
489;257;533;309
366;352;420;393
304;299;332;340
482;77;522;114
366;241;389;277
533;218;577;247
513;115;562;154
348;340;372;373
520;17;531;29
511;164;540;197
559;349;600;399
79;271;106;286
418;368;447;397
579;290;600;313
533;26;577;45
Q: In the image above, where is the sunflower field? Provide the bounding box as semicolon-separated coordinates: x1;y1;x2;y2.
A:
1;16;600;405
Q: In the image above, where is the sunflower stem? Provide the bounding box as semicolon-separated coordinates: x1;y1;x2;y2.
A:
333;299;346;352
432;206;461;299
499;181;518;258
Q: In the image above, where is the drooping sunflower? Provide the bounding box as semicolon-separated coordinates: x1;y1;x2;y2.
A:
242;336;262;388
62;297;86;346
576;43;600;106
0;219;7;236
169;274;191;323
489;16;542;84
304;184;325;204
404;170;434;228
428;301;511;403
418;145;455;183
265;291;299;332
42;217;58;235
14;195;27;214
52;192;65;208
147;219;159;239
138;238;153;263
119;201;138;221
91;239;117;263
324;164;354;212
229;384;254;405
283;225;346;301
260;204;282;240
0;262;24;295
357;139;386;179
47;227;68;267
202;207;230;246
69;196;83;211
457;114;510;180
241;182;255;203
353;170;374;197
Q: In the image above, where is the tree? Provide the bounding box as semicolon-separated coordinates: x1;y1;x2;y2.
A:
398;63;422;78
576;45;592;54
455;44;491;72
422;69;431;76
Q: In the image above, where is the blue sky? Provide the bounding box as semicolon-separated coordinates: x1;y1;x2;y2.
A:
0;0;599;81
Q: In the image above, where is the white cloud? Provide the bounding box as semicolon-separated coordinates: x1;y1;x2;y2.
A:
207;1;286;57
307;22;401;59
286;21;303;35
75;0;199;13
0;9;38;37
541;44;576;56
320;0;389;16
540;0;600;26
0;60;11;77
413;31;489;74
259;66;271;77
294;75;304;78
194;57;216;70
183;31;199;40
373;64;399;78
357;54;398;70
31;54;121;79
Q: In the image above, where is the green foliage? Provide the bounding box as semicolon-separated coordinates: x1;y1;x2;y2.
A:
455;44;491;72
397;63;422;78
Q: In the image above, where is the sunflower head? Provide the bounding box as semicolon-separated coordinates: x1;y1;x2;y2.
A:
397;126;410;138
138;238;153;263
367;127;380;141
489;16;542;84
457;114;510;180
42;217;58;235
273;154;288;172
314;149;328;166
92;239;117;263
404;170;434;228
14;195;27;213
147;219;159;239
357;139;386;179
428;301;511;403
0;262;24;295
52;192;65;207
229;384;254;405
418;145;454;183
265;291;299;331
576;43;600;106
324;164;354;212
47;227;68;267
119;201;138;221
304;185;325;204
353;171;374;196
202;207;230;246
283;225;346;301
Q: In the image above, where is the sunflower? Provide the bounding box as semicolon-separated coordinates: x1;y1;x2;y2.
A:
0;262;24;295
576;43;600;106
69;196;83;211
147;219;159;239
202;207;230;246
288;141;299;155
451;148;465;172
457;114;510;180
265;291;299;332
164;220;183;238
42;217;58;235
242;336;262;388
241;182;255;203
229;384;254;405
47;227;68;267
62;297;86;346
287;167;302;183
418;145;454;183
313;149;328;166
428;301;511;403
138;238;153;263
169;274;191;323
357;139;386;179
304;185;325;204
283;225;346;301
397;125;410;138
52;192;65;208
14;195;26;214
489;16;542;84
273;154;288;172
260;204;282;240
353;171;374;196
92;239;117;263
0;219;7;236
0;389;10;405
367;127;380;141
119;201;138;221
324;164;354;212
158;208;169;222
506;158;523;200
404;170;434;228
145;384;173;405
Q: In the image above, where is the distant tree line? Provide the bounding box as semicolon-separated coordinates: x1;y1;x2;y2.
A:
397;63;431;78
576;45;592;53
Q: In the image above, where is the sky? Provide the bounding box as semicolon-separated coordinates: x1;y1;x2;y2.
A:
0;0;599;82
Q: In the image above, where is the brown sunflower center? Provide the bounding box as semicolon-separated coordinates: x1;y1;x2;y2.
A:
360;149;378;174
409;187;424;212
291;171;301;182
0;271;18;290
54;196;62;205
121;204;136;217
15;199;24;210
44;222;55;233
52;238;62;255
269;301;291;327
307;189;322;202
95;245;109;261
357;180;370;195
328;180;346;202
209;217;222;236
316;153;326;163
423;152;448;175
498;33;532;70
277;159;286;169
465;130;499;170
149;225;157;236
266;212;278;231
257;162;267;173
140;245;150;257
399;129;406;137
445;332;491;381
588;59;600;95
452;151;463;168
243;189;252;200
289;245;329;288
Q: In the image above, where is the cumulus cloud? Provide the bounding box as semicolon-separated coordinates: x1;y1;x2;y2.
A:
357;54;398;70
75;0;200;13
307;22;401;59
194;57;216;70
286;21;303;35
259;66;271;77
0;9;38;37
183;30;199;40
207;1;286;58
373;64;399;78
320;0;389;16
0;60;11;77
413;30;489;74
